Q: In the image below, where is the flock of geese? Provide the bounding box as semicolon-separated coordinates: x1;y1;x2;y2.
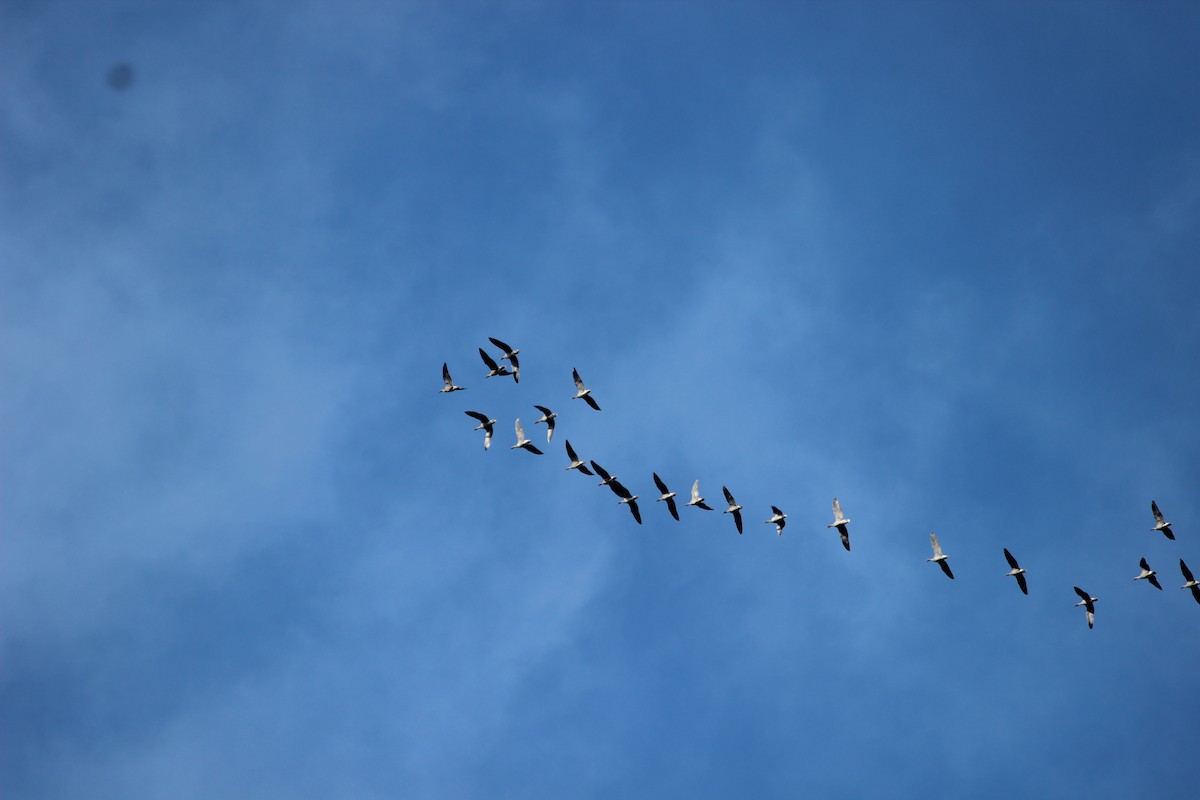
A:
441;339;1196;630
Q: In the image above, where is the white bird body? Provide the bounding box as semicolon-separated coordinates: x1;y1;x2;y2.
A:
926;532;954;579
479;348;514;380
687;479;714;511
1151;500;1175;540
1074;586;1098;629
764;506;787;535
563;440;593;475
827;498;851;551
722;486;744;534
1133;557;1163;590
464;411;496;450
1003;547;1028;595
1180;560;1200;605
533;405;557;442
653;473;680;521
439;363;465;393
571;368;601;411
511;418;544;455
489;337;521;382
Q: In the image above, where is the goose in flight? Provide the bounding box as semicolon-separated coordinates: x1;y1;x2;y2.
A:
563;440;594;475
653;473;680;521
764;506;787;536
1134;557;1163;590
722;486;744;534
610;480;642;524
463;411;496;450
687;479;714;511
1180;560;1200;605
926;533;954;579
1074;586;1098;629
571;368;601;411
1003;548;1028;595
1150;501;1175;540
510;419;544;455
479;348;514;380
488;337;520;382
439;363;465;393
827;498;851;551
533;405;557;442
591;461;620;490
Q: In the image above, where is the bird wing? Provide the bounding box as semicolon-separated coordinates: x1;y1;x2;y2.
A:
1086;609;1094;628
609;479;631;498
653;472;668;494
691;480;701;502
591;461;612;482
939;560;955;580
565;439;579;461
838;525;850;551
479;348;499;370
583;395;601;411
930;532;943;558
1016;573;1028;595
629;500;642;524
1152;500;1164;523
573;368;585;390
1140;557;1151;571
534;405;551;418
1182;559;1196;583
771;506;783;517
1163;525;1175;541
523;443;544;455
488;336;512;354
832;498;845;523
1149;574;1163;590
723;486;736;506
442;362;452;386
1073;586;1090;602
665;497;680;521
483;429;492;450
1003;548;1019;569
514;418;525;441
465;410;489;424
732;509;743;534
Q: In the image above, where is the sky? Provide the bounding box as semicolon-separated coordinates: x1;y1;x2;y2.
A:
2;1;1199;797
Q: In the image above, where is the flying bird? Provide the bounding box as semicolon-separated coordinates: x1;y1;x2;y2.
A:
1134;557;1163;590
1180;560;1200;605
1074;586;1098;629
1003;548;1028;595
563;440;594;475
827;498;851;551
764;506;787;536
591;461;620;490
510;419;544;455
532;405;557;442
653;473;680;521
610;481;642;524
722;486;744;534
488;337;520;382
463;411;496;450
439;363;465;393
1150;500;1175;540
687;480;714;511
479;348;514;380
926;533;954;579
571;368;601;411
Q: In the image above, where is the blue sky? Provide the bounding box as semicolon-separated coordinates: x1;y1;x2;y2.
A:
3;1;1199;797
